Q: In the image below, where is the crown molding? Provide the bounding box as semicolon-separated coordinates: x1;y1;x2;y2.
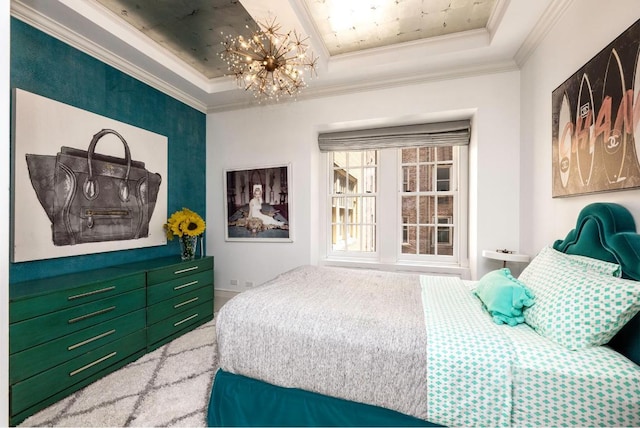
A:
206;59;519;113
514;0;573;66
11;0;209;113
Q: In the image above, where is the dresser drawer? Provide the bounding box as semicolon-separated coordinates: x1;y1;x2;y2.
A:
10;288;145;353
10;309;145;384
147;270;212;305
147;300;213;346
11;272;145;323
11;329;145;416
147;286;213;325
147;257;213;286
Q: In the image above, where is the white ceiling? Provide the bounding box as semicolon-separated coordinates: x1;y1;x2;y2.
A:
11;0;565;113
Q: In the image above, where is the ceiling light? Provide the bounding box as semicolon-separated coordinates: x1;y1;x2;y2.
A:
220;17;318;101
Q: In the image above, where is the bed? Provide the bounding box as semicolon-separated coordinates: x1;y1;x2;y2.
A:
207;202;640;427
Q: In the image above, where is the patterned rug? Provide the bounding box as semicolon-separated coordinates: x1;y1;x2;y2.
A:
19;319;218;427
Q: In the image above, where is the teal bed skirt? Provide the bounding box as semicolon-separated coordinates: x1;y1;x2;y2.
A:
207;369;439;427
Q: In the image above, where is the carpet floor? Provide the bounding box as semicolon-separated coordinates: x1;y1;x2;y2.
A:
19;318;218;427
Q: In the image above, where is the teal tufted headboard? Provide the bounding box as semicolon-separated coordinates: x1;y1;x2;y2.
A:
553;202;640;365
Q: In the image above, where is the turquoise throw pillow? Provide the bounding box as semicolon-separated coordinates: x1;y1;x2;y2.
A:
475;268;535;326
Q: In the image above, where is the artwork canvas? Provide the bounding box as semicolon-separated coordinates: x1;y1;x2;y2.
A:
12;89;168;262
224;164;292;242
551;19;640;197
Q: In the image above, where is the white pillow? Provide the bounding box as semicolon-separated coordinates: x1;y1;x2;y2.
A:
519;246;640;350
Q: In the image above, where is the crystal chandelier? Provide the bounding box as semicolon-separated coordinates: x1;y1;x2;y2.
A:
220;17;318;101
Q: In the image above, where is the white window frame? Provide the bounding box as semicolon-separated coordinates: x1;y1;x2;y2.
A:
320;145;468;274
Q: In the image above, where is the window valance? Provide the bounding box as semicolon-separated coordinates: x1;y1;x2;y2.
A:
317;120;470;152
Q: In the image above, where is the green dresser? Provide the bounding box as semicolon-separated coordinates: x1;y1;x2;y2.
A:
9;256;214;426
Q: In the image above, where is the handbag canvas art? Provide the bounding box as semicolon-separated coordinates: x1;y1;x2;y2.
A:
12;89;168;262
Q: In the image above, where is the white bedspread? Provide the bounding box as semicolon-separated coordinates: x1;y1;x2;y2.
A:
216;265;429;420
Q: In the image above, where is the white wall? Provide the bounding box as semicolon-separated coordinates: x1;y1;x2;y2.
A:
207;70;522;292
520;0;640;257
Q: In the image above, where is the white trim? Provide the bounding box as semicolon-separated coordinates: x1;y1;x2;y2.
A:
514;0;574;66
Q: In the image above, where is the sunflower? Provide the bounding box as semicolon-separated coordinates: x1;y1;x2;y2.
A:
164;208;206;240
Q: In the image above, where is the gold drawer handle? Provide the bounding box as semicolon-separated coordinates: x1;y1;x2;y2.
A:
174;280;198;290
174;313;198;327
69;352;117;377
68;286;116;301
68;329;116;351
174;266;199;275
68;306;116;324
174;297;199;309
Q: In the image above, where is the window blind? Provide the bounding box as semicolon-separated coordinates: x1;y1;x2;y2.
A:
317;120;470;152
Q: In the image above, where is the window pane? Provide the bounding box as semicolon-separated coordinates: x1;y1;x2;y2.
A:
402;166;416;192
362;196;375;224
363;167;376;193
402;225;417;254
438;195;454;218
419;226;434;255
365;151;377;166
350;168;363;193
419;164;433;192
437;166;450;191
402;196;417;224
361;225;376;252
332;224;346;250
333;169;347;193
348;151;362;166
346;197;357;223
402;147;417;163
331;197;344;222
419;195;435;224
419;147;435;162
438;146;453;161
438;226;454;255
332;152;347;168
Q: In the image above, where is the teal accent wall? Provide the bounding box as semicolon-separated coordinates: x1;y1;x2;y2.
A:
9;18;207;283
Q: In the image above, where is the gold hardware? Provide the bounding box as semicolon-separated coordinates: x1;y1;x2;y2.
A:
68;329;116;351
174;297;199;309
68;286;116;300
69;352;117;377
174;280;198;290
174;313;198;327
174;266;199;275
68;306;116;324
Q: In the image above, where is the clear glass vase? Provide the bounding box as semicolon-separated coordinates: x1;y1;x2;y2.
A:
180;235;198;261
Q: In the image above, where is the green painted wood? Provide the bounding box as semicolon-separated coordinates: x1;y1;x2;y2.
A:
11;330;146;415
9;349;147;426
145;256;214;285
147;300;213;347
10;289;145;353
147;285;213;325
10;309;146;384
10;271;145;323
147;313;213;353
147;270;213;305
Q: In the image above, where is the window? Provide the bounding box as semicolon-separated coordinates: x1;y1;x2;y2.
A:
319;120;470;270
326;145;467;266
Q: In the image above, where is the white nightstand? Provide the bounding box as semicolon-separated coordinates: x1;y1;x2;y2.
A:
482;249;530;268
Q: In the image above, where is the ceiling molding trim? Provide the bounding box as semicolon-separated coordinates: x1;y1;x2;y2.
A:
206;60;519;114
10;0;208;113
514;0;573;67
486;0;510;42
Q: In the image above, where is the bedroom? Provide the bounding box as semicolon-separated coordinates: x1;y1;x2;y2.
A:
2;0;640;426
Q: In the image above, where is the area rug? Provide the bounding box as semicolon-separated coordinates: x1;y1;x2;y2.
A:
19;318;218;427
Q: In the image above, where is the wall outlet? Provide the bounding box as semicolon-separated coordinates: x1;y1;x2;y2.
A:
230;279;239;286
245;281;254;288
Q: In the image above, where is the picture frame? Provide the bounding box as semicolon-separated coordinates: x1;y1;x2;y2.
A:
12;89;168;262
223;163;292;242
551;19;640;197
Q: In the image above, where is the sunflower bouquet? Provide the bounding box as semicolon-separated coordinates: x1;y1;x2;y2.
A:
164;208;206;240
